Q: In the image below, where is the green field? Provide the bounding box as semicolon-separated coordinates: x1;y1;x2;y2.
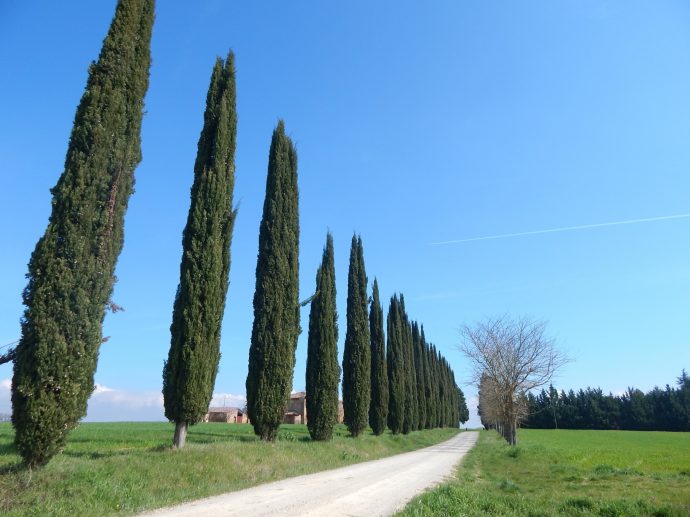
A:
400;429;690;516
0;422;458;516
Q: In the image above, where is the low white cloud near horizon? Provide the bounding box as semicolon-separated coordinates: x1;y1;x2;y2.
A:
1;379;480;428
0;379;248;422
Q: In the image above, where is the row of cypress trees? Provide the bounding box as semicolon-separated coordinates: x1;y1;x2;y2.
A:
10;0;467;464
304;235;469;441
385;294;469;434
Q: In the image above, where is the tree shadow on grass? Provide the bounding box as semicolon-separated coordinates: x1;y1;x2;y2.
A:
187;432;258;444
0;442;17;456
0;462;23;475
62;450;133;460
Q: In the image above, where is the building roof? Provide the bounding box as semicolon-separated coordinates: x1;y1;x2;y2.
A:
207;406;242;413
290;391;306;399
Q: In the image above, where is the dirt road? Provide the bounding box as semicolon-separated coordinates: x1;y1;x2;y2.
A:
140;431;478;517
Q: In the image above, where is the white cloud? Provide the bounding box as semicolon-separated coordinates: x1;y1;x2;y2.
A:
0;380;249;422
0;378;10;416
93;383;114;394
209;392;246;409
85;384;165;422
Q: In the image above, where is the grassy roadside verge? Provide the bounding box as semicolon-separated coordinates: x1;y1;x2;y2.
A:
0;422;458;516
399;429;690;517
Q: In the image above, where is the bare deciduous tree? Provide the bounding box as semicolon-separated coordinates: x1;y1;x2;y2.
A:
461;316;569;445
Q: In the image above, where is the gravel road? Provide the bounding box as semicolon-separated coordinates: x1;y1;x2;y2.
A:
140;431;478;517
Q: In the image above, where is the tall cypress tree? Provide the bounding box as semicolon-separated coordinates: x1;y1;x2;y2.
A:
420;327;433;429
412;322;427;430
305;233;339;441
11;0;154;467
368;278;388;435
400;296;418;434
439;357;448;427
456;375;469;425
342;235;370;437
428;343;439;428
162;53;237;449
386;295;405;434
446;360;454;426
246;121;299;442
436;348;446;427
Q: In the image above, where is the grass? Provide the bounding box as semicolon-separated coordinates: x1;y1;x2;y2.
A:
399;429;690;517
0;422;459;516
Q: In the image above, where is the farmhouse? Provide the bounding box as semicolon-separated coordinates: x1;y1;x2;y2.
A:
283;391;345;424
285;391;307;423
204;393;345;425
204;406;248;423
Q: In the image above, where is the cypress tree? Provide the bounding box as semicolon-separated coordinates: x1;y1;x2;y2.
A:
386;295;405;434
448;364;454;426
440;357;449;426
457;377;469;425
436;349;446;427
246;121;299;442
342;235;371;437
162;53;237;449
412;322;427;430
448;362;456;426
11;0;153;467
428;344;439;428
420;327;433;429
305;233;339;441
400;296;418;434
368;278;388;435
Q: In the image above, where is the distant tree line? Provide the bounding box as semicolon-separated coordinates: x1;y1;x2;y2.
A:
522;371;690;432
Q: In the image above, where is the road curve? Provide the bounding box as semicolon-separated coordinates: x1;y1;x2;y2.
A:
140;431;479;517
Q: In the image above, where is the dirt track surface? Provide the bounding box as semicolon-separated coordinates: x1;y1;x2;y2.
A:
140;431;479;517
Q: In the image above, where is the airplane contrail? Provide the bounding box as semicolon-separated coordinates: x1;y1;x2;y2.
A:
432;213;690;245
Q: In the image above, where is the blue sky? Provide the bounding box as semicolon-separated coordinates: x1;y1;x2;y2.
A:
1;1;689;427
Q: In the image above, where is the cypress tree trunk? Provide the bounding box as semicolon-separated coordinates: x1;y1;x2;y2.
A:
342;235;371;437
162;53;237;449
386;295;405;434
305;233;339;441
246;121;300;442
173;422;188;449
11;0;154;467
368;278;388;435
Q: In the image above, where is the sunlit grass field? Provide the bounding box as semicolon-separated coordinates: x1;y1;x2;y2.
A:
400;429;690;516
0;421;458;516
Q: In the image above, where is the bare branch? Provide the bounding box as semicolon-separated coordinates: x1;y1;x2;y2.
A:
460;315;570;445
